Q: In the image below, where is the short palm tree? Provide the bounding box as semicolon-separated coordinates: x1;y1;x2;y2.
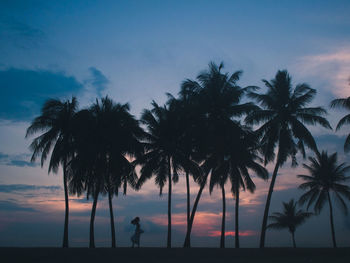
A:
26;97;78;248
268;199;312;248
245;70;332;247
330;96;350;151
298;151;350;248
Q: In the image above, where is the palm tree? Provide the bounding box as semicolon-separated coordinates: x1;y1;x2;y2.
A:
209;124;268;248
267;199;312;248
69;97;143;248
330;96;350;151
136;101;199;248
165;94;202;241
298;151;350;248
182;62;258;247
69;107;105;248
245;70;332;248
26;97;78;248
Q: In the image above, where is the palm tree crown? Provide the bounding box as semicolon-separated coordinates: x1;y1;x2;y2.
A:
330;96;350;151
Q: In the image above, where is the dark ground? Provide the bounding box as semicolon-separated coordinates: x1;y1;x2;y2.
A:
1;247;349;263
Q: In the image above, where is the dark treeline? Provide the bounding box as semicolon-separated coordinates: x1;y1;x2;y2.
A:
26;62;350;248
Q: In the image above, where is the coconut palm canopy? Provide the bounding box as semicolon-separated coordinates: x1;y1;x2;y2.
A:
1;0;350;248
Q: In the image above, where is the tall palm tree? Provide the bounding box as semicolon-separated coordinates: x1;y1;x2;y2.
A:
267;199;312;248
136;101;199;248
298;151;350;248
26;97;78;248
182;62;257;247
245;70;332;248
330;96;350;151
69;107;105;248
209;124;268;248
165;94;202;240
70;97;143;248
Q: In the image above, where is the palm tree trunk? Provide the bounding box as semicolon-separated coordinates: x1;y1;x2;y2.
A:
185;170;191;230
167;156;172;248
259;159;280;248
235;186;240;248
108;186;116;248
89;186;100;248
291;231;296;248
183;174;208;248
220;185;226;248
327;191;337;248
62;160;69;248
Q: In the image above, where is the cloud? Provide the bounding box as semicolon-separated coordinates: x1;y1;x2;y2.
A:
296;47;350;98
0;184;61;193
0;68;83;120
0;17;45;49
0;200;37;212
83;67;110;98
0;152;37;167
88;67;109;96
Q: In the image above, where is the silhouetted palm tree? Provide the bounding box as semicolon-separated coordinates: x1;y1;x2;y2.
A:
136;101;199;248
268;199;312;248
166;94;202;240
209;123;268;248
246;70;331;248
298;151;350;248
69;97;143;248
182;62;257;247
26;97;78;248
330;96;350;151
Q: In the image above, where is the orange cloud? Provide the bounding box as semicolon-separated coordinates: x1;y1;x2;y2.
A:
207;230;257;237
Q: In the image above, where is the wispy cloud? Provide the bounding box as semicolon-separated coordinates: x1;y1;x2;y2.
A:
86;67;110;97
296;47;350;98
0;184;61;193
0;17;45;49
0;152;37;167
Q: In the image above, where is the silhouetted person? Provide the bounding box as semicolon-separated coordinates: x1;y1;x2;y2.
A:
131;217;144;248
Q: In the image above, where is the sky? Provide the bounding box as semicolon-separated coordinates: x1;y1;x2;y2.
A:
0;0;350;248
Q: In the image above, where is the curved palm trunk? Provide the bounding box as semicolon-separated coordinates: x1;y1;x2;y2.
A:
183;174;208;248
167;156;172;248
185;171;191;230
108;187;116;248
235;187;240;248
327;191;337;248
291;231;296;248
62;160;69;248
89;187;100;248
220;185;226;248
260;160;280;248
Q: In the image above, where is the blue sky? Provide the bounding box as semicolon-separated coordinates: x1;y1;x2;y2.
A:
1;0;350;247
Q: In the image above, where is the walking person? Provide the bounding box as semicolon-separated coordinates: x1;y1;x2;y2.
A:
131;217;144;248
